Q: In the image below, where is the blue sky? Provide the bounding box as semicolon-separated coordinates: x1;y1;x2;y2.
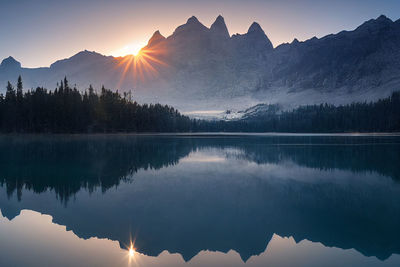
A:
1;0;399;67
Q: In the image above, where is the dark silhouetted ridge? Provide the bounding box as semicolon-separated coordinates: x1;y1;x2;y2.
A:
210;15;230;38
172;15;208;36
147;30;166;46
247;22;263;33
0;56;21;69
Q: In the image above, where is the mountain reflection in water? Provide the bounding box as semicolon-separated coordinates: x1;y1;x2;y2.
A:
0;135;399;266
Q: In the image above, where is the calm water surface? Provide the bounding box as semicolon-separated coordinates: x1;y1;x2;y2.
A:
0;134;400;267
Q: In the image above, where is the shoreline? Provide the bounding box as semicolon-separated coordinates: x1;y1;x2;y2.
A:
0;132;400;137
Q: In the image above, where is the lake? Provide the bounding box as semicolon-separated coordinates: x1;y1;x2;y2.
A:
0;134;400;267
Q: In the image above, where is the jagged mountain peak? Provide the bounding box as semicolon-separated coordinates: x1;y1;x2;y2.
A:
231;21;273;50
66;50;106;62
73;50;104;58
376;14;392;23
210;15;230;38
0;56;21;69
148;30;166;46
356;14;394;32
50;50;109;69
215;14;224;22
172;16;208;36
187;16;200;24
152;30;163;37
248;22;263;33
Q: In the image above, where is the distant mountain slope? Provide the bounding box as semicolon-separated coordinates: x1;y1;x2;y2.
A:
1;15;399;112
270;15;400;92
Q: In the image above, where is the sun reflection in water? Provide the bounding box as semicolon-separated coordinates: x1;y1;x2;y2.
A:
129;245;135;257
126;241;138;266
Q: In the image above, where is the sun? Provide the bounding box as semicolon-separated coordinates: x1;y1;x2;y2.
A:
126;242;137;264
112;42;147;57
114;40;169;87
132;47;142;57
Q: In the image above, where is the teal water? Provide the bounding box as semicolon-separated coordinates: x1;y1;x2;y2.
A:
0;134;400;267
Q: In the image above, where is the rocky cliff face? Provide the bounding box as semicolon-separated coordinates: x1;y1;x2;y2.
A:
270;15;400;92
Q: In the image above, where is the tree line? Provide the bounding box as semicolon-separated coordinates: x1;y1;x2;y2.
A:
0;76;191;133
194;92;400;133
193;91;400;133
1;76;399;133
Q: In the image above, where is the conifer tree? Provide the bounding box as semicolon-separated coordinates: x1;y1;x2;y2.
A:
5;81;16;102
16;75;23;101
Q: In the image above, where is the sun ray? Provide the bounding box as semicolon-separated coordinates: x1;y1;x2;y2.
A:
114;42;170;88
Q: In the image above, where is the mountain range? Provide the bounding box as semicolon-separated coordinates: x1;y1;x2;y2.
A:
1;15;399;114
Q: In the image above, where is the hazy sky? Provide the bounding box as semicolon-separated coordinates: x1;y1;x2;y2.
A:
1;0;399;67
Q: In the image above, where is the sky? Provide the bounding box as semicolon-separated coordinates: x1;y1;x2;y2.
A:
1;0;399;68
